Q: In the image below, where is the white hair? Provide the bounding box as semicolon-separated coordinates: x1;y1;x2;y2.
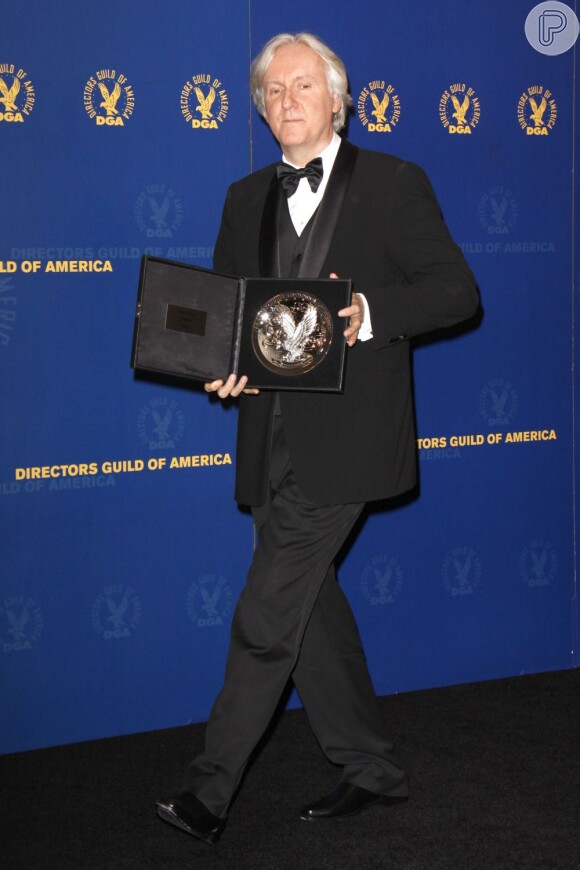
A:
250;32;352;132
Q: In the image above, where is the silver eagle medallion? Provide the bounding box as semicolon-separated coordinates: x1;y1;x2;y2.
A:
252;291;333;374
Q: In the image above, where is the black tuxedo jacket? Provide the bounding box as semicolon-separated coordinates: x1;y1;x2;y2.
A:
213;139;478;506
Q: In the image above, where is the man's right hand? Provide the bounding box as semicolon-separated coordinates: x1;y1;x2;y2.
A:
204;373;260;398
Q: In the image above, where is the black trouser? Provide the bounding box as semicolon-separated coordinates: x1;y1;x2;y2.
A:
184;414;407;817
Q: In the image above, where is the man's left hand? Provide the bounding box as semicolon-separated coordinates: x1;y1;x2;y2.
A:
332;272;364;347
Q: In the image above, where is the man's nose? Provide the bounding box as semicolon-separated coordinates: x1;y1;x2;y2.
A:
281;89;296;109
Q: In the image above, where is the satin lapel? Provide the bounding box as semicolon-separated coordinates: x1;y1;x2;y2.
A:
297;140;358;278
258;171;283;278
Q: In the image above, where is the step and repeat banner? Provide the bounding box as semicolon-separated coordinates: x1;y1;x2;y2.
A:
1;0;577;753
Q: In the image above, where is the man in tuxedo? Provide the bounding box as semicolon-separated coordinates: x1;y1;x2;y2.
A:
157;32;478;845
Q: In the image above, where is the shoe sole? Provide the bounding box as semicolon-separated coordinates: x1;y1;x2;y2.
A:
156;803;221;845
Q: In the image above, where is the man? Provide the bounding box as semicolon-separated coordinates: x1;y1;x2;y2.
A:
157;32;478;845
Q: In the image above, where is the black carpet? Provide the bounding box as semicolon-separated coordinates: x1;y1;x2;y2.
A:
2;670;579;869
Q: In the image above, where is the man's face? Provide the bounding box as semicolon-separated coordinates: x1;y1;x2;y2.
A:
262;43;341;164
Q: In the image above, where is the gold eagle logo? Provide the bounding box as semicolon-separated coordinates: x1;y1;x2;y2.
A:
0;76;20;112
450;94;470;126
194;86;216;120
370;90;389;124
98;82;122;116
528;96;547;127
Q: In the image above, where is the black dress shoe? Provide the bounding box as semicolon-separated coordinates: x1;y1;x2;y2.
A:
156;791;226;845
300;782;408;821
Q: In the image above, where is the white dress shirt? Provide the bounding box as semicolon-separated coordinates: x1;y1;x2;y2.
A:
281;132;373;341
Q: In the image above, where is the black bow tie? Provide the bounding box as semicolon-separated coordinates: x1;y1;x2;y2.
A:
276;158;324;197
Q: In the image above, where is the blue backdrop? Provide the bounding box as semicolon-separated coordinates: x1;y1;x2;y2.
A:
1;0;577;754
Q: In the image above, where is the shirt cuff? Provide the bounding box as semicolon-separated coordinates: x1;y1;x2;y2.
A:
357;293;373;341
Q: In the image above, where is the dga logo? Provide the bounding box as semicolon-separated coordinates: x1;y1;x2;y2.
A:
478;187;518;235
0;64;35;122
0;594;43;652
357;81;401;133
517;86;557;136
137;396;185;450
478;379;518;427
92;584;141;639
439;83;480;134
525;2;579;56
180;74;228;129
442;547;482;596
134;185;183;238
83;69;135;126
361;554;403;605
186;574;234;628
519;539;558;588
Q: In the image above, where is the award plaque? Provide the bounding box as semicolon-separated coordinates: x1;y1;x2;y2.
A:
131;255;351;392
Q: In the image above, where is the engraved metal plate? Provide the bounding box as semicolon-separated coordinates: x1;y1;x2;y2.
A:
252;291;333;375
165;303;207;336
